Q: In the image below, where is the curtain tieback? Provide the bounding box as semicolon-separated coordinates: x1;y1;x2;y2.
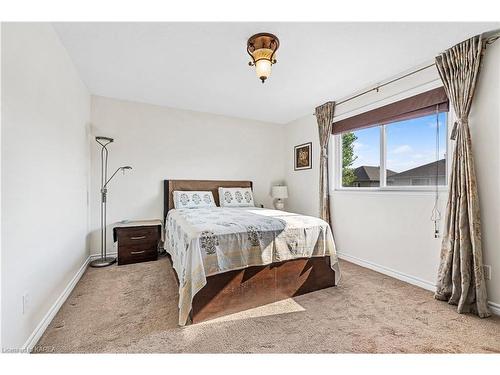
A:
321;147;328;159
451;117;468;140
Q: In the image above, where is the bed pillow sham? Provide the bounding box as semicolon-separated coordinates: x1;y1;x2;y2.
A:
173;191;216;209
218;187;255;207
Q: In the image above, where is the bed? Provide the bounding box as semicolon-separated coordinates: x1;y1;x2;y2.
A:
163;179;340;325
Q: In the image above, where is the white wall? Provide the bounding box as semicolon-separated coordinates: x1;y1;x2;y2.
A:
283;115;320;217
283;47;500;309
1;23;90;349
89;96;285;254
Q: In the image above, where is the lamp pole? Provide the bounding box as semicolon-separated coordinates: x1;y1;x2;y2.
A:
90;136;132;268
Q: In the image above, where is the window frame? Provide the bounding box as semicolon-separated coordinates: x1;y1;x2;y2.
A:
333;111;451;192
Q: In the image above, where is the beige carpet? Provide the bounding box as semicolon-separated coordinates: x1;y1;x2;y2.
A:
35;256;500;353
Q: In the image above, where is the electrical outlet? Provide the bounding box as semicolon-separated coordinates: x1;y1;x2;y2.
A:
22;293;29;314
483;265;492;280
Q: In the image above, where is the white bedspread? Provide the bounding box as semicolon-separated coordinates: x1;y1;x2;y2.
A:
165;207;340;325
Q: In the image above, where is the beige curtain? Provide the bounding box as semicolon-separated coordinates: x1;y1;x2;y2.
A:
434;35;490;317
315;102;335;223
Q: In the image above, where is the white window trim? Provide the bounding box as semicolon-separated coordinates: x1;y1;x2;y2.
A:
332;110;453;193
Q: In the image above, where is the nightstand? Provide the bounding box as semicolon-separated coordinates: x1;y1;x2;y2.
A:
113;220;162;266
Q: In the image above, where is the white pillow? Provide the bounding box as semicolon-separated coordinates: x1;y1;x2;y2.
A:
173;191;216;209
218;187;255;207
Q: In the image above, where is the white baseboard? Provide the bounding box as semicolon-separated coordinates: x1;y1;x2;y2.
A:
338;252;500;316
89;251;117;259
338;252;437;292
488;301;500;316
22;255;91;353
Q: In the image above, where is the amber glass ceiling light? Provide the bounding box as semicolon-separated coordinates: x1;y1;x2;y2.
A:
247;33;280;83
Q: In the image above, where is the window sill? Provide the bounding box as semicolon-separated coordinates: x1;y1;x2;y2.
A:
331;187;448;195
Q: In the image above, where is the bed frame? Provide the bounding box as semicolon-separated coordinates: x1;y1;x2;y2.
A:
163;179;336;323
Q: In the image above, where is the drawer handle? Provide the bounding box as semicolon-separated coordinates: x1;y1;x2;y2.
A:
131;250;146;255
130;236;147;240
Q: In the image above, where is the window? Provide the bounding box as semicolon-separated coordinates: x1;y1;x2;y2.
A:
386;113;447;187
337;112;448;189
341;127;380;187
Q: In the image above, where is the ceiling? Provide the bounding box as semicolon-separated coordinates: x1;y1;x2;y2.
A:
53;22;499;124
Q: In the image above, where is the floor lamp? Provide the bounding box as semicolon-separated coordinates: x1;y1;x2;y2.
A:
90;136;132;268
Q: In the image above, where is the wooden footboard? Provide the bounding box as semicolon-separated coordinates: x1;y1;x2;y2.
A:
189;256;336;323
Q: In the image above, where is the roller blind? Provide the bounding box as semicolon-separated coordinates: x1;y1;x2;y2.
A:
332;87;449;135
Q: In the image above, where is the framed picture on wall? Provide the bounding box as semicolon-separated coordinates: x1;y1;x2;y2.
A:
294;142;312;171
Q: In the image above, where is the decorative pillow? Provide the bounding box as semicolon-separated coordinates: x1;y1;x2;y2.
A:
173;191;216;209
218;187;255;207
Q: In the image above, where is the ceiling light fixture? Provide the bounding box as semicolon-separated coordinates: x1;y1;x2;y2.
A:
247;33;280;83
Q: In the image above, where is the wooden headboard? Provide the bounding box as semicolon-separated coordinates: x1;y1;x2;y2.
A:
163;179;253;220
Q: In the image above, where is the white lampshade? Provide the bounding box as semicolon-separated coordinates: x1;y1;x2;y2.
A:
272;185;288;199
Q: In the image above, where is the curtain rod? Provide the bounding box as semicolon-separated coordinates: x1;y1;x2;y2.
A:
335;62;436;107
312;63;436;115
314;31;500;114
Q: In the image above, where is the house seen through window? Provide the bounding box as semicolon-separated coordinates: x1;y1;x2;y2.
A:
341;112;447;188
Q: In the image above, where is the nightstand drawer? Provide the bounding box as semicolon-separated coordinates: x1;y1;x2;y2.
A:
120;244;157;257
116;227;159;246
118;244;158;265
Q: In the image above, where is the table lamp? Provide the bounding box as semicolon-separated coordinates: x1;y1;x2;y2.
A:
272;185;288;210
